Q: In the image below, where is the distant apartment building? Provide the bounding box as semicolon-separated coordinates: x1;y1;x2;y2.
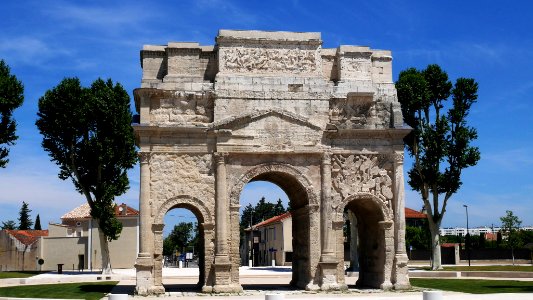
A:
0;203;139;271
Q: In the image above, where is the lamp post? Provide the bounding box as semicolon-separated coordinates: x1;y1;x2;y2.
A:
463;204;471;267
250;209;254;267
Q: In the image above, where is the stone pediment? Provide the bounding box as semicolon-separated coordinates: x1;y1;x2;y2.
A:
210;108;322;132
210;108;323;151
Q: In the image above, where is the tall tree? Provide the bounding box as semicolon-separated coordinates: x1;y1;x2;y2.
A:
1;220;16;230
396;64;480;270
34;214;42;230
500;210;522;265
0;59;24;168
18;201;33;230
273;198;286;216
36;78;137;274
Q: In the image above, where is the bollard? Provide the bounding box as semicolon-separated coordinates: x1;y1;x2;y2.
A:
179;260;183;268
249;259;253;267
423;290;443;300
271;259;275;267
108;294;128;300
265;294;284;300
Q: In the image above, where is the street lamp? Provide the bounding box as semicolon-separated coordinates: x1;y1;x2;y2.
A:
250;209;254;267
463;204;471;267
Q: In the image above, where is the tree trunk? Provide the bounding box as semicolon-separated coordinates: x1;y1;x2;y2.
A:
428;221;442;270
98;231;112;274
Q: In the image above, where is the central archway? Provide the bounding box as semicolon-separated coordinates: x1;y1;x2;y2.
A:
229;163;320;289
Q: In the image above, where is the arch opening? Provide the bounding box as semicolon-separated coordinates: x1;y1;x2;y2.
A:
154;200;210;293
237;170;314;290
343;196;387;289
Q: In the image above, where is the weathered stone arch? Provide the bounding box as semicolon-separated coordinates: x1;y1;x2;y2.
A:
154;194;213;225
229;162;319;208
335;192;393;223
337;192;395;289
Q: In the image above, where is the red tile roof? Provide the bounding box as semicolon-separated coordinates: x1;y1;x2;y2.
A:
253;212;291;228
5;230;49;246
61;203;139;220
405;207;427;219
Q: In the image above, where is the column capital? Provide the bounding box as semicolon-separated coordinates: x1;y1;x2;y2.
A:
392;151;404;165
213;152;228;164
139;152;151;164
322;150;332;165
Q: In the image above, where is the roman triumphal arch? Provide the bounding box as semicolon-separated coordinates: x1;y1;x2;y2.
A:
133;30;411;295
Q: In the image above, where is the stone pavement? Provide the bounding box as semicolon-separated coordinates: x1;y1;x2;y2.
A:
1;266;532;300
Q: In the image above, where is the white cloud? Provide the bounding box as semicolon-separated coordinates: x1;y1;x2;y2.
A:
482;148;533;171
0;36;71;67
42;2;154;32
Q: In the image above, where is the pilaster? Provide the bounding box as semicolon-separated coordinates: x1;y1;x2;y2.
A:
392;151;410;289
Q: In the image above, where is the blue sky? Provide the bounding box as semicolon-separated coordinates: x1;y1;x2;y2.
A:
1;0;532;233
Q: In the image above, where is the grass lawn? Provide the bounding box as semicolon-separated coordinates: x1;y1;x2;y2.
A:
0;271;43;279
442;265;533;272
411;278;533;294
0;282;118;300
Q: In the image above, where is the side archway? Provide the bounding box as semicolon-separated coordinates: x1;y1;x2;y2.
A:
337;193;395;290
152;195;215;291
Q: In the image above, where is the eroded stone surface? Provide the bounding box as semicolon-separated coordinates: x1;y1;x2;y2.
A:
133;30;410;295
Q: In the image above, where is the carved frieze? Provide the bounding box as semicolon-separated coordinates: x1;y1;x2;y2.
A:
331;154;393;202
219;47;319;75
330;96;391;129
150;91;214;124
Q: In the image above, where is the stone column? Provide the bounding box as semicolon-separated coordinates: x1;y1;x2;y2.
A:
347;210;359;271
392;151;411;289
138;152;151;256
135;152;154;296
320;151;334;259
319;151;340;290
214;153;229;262
212;153;239;293
379;220;394;291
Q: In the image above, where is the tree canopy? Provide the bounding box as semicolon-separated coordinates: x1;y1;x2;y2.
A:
34;214;42;230
36;77;137;273
163;222;198;256
0;59;24;168
500;210;522;264
18;201;33;230
396;64;480;269
1;220;16;230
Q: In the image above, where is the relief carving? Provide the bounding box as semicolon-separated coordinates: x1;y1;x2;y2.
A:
330;96;391;129
151;92;214;124
331;154;393;202
221;47;318;74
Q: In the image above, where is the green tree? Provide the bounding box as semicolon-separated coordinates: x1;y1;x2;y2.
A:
500;210;523;265
36;78;137;274
397;64;480;270
253;197;277;222
165;222;195;254
0;60;24;168
273;198;286;216
406;225;431;250
18;201;33;230
34;214;42;230
1;220;16;230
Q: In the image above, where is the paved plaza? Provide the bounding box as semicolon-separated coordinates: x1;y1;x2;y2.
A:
2;266;531;300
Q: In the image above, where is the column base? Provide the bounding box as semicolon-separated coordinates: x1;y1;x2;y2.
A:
319;261;346;291
210;259;243;293
393;253;411;290
134;255;154;296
